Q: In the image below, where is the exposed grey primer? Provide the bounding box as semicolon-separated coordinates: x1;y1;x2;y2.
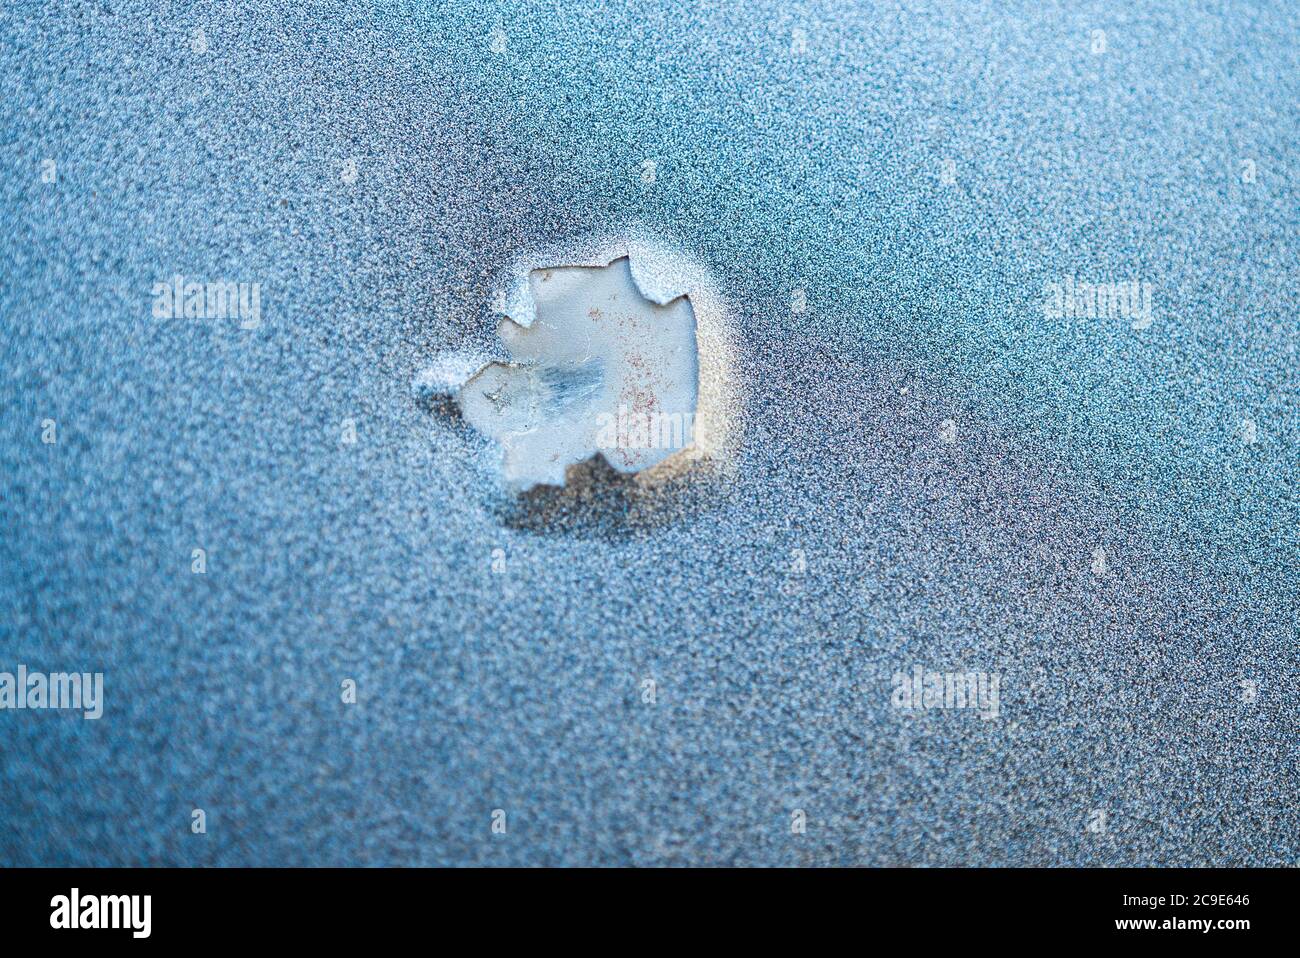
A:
457;257;700;491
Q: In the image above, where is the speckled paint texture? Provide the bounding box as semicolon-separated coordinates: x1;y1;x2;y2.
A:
1;0;1296;865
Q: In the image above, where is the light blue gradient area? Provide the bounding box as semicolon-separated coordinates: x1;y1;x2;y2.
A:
1;0;1296;864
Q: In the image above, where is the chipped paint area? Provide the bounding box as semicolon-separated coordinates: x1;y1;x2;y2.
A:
457;256;702;491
